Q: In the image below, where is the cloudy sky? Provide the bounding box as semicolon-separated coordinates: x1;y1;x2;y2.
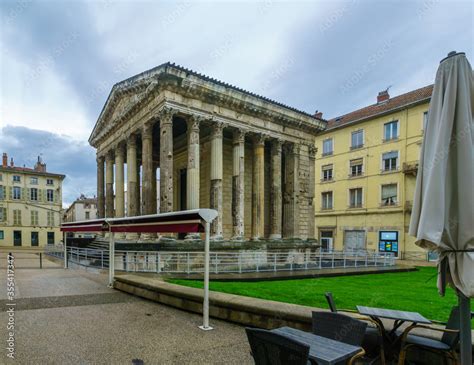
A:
0;0;472;206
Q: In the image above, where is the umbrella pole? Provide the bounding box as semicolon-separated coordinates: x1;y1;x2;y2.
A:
459;293;472;365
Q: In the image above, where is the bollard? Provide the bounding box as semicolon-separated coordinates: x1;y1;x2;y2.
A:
39;253;42;269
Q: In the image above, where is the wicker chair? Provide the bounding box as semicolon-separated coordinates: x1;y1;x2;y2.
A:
324;292;386;364
245;327;310;365
398;306;460;365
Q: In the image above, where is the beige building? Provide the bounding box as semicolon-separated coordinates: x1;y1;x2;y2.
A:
64;194;98;222
314;85;433;257
0;153;65;247
89;63;325;243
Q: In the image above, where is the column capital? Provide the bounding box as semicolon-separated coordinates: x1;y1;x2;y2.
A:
96;155;105;164
272;138;284;149
187;114;202;131
233;129;247;144
115;143;126;157
252;133;267;146
158;106;177;125
307;143;317;159
105;149;115;161
210;121;225;139
127;134;138;148
142;122;153;138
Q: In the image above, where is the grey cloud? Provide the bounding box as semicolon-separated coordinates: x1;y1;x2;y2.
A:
0;125;96;206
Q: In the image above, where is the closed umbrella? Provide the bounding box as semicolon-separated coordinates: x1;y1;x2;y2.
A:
409;51;473;364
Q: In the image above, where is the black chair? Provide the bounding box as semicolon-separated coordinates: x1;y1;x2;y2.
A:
398;306;460;365
245;327;310;365
324;292;386;364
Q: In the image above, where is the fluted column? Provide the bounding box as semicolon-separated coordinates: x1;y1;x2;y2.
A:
283;143;300;239
159;107;175;213
126;135;139;239
269;139;282;240
105;151;115;218
232;129;245;240
141;123;154;215
96;155;105;219
114;144;125;238
185;115;201;240
308;144;317;241
210;122;224;240
252;134;265;240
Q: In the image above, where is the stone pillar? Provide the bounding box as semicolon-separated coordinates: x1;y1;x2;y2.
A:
105;151;115;218
126;135;139;239
252;134;265;240
232;129;245;241
308;143;317;241
159;107;175;213
114;144;125;238
210;122;224;240
96;155;105;219
283;143;300;239
186;115;201;240
141;123;154;215
269;139;282;240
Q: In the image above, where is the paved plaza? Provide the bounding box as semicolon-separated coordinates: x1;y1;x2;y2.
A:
0;253;252;364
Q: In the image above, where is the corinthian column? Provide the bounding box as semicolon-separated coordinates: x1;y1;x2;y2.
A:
308;143;317;241
283;143;300;239
114;144;125;239
269;139;282;240
159;107;175;213
141;123;154;215
185;115;201;240
252;134;265;240
105;151;115;218
232;129;245;241
96;155;105;219
126;135;139;240
210;122;224;240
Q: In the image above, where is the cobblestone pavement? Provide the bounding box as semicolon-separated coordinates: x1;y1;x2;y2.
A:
0;253;252;365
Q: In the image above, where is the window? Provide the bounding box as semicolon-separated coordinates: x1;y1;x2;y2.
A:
47;232;55;245
0;231;3;240
322;138;333;156
423;111;429;131
31;211;39;226
0;185;4;200
46;179;54;185
47;189;54;202
381;184;397;206
13;186;21;200
351;130;364;149
30;188;38;201
344;230;365;251
0;208;4;222
321;164;333;181
384;120;398;141
321;192;333;210
349;158;363;177
349;188;363;208
13;210;21;225
0;174;2;181
85;211;90;219
47;211;54;226
30;177;38;185
13;175;21;183
320;231;333;251
382;151;398;171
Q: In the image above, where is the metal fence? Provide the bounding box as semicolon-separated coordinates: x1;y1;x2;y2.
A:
45;246;395;274
400;251;439;262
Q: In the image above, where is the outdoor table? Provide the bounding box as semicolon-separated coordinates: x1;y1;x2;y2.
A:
357;305;432;360
271;326;363;365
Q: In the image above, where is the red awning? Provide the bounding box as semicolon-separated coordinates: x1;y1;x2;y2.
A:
60;209;218;234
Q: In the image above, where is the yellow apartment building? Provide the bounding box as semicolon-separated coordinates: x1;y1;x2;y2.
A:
0;153;65;247
314;85;433;258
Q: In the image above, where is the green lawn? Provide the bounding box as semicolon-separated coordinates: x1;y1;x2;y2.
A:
169;267;473;325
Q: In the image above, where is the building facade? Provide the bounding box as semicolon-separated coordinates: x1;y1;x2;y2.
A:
0;153;65;247
314;86;433;257
89;63;325;242
65;194;98;222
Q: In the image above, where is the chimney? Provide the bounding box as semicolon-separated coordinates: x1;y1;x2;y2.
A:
10;158;14;167
2;153;7;167
34;155;47;172
314;110;323;119
377;90;390;103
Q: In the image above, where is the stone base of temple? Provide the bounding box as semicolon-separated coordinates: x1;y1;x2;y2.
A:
91;236;318;251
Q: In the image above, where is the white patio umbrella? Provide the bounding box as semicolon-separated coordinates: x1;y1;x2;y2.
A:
409;51;473;364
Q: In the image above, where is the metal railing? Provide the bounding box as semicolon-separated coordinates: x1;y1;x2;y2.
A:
45;246;395;274
401;251;439;262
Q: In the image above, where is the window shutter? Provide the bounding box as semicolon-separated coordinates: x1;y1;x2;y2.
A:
22;188;26;201
350;158;363;167
9;187;12;200
54;190;58;204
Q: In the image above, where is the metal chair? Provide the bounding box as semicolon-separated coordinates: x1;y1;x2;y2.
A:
245;327;310;365
324;292;386;364
398;306;460;365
